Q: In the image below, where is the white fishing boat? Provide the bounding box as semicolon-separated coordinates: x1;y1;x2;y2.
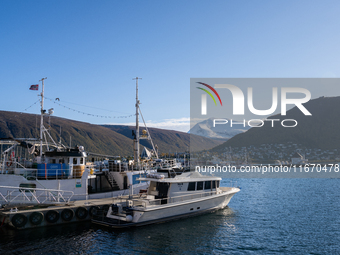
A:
92;170;240;228
0;77;157;206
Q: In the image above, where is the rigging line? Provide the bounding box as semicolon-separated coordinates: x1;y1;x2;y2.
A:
23;100;40;111
139;107;158;159
43;96;131;115
46;98;135;119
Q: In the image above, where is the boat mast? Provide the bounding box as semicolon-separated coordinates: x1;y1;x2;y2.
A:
133;77;141;169
39;77;47;158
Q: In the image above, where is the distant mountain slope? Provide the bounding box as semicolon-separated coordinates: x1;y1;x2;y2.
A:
0;111;223;156
0;111;134;155
189;118;250;139
212;96;340;151
102;125;223;152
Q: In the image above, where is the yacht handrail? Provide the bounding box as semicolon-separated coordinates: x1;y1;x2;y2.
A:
144;190;218;206
106;190;221;209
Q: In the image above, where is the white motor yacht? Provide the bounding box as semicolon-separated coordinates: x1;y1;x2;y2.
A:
92;170;240;228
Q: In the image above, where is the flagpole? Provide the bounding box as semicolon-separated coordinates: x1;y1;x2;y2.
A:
39;77;47;159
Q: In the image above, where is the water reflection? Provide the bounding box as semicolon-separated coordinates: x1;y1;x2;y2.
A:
91;206;238;254
0;207;238;254
2;178;340;254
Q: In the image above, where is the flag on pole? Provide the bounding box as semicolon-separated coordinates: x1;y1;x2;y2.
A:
29;84;39;90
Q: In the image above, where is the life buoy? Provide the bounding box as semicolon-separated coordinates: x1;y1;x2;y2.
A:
6;159;12;167
75;207;88;220
29;212;44;225
11;213;27;228
89;206;100;217
7;152;14;167
45;210;60;223
61;209;74;221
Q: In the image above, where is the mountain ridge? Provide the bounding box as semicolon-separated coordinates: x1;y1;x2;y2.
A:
189;117;250;139
0;110;222;156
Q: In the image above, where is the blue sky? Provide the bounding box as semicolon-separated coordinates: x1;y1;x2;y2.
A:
0;0;339;132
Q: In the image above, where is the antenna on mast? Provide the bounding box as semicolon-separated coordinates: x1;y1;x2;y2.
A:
133;77;142;169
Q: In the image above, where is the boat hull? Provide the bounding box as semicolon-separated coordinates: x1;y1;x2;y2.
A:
92;188;239;228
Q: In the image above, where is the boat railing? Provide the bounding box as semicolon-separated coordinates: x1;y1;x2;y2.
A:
128;190;218;208
104;189;223;210
109;161;157;172
155;190;218;206
0;161;75;180
1;160;34;177
0;185;74;206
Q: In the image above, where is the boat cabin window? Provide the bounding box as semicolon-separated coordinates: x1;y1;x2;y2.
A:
187;182;196;191
187;181;216;191
51;159;56;164
73;158;77;164
59;159;64;164
156;182;170;199
80;158;84;164
197;181;203;190
204;181;211;190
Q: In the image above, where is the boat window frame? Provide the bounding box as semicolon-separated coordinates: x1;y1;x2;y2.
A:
156;182;170;199
197;181;204;190
204;181;211;190
187;182;196;191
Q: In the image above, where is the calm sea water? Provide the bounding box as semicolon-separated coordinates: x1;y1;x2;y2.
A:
1;178;340;254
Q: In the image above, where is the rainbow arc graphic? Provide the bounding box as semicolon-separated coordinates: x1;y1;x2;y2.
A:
196;82;223;106
197;82;222;115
